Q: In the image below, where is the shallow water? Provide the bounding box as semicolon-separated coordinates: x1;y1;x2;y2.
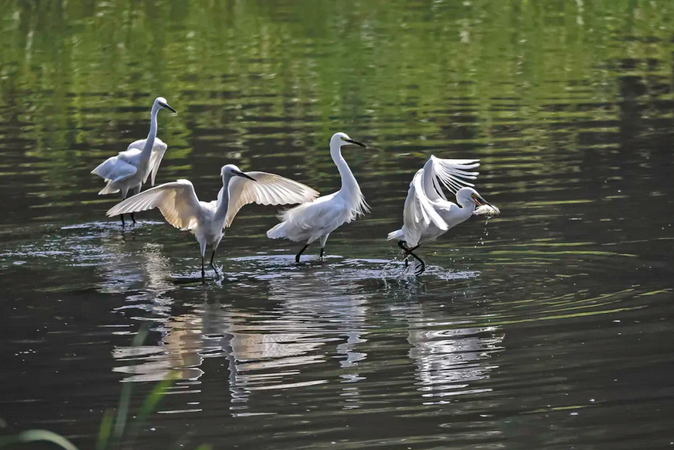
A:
1;1;674;449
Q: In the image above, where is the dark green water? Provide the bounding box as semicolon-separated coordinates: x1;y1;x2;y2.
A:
1;1;673;449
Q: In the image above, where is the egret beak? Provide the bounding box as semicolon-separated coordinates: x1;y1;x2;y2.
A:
474;195;491;207
160;102;177;114
344;138;367;148
233;169;257;182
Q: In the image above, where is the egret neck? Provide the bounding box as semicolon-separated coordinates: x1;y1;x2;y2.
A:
331;140;359;199
140;102;161;165
213;172;233;226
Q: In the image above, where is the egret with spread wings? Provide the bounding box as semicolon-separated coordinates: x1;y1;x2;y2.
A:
267;132;368;262
107;164;319;277
388;156;499;275
92;96;176;225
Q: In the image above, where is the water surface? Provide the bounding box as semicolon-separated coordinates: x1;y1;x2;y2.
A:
1;1;673;449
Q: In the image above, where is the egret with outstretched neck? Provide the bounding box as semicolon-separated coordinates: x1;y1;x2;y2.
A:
92;97;176;225
267;132;368;262
388;156;498;275
107;164;319;277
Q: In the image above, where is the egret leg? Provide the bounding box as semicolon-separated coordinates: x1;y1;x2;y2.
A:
296;244;310;263
120;214;125;226
201;256;205;278
129;186;140;225
398;241;426;275
318;234;330;261
210;250;219;276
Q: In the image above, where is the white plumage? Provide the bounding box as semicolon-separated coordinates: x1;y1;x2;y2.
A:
107;164;319;277
92;138;168;195
92;96;175;224
266;132;368;262
388;155;496;274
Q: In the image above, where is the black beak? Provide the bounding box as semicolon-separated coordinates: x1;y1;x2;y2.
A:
160;103;177;114
476;195;491;206
233;169;256;182
344;138;367;148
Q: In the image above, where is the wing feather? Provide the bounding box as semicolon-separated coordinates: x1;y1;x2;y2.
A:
92;157;138;194
129;138;169;186
425;155;480;199
106;180;201;230
224;172;319;227
402;170;448;247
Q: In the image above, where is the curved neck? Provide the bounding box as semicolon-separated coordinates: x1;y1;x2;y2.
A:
141;104;160;161
457;196;477;215
331;142;358;195
214;173;233;225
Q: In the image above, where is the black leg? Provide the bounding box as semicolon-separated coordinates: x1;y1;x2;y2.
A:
201;256;205;278
413;255;426;276
210;250;219;276
131;212;136;225
398;241;426;275
320;247;325;259
296;244;309;263
120;214;125;226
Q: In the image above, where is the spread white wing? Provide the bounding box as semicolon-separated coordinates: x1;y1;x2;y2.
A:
91;156;138;194
224;172;319;228
424;155;480;201
106;179;201;230
128;138;169;186
402;169;448;247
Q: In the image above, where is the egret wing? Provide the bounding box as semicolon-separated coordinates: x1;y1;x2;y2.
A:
106;180;201;230
403;170;448;247
224;172;319;227
92;156;136;182
426;155;480;200
148;139;168;186
92;157;138;194
129;138;168;186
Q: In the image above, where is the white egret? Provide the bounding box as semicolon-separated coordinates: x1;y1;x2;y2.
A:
106;164;319;277
387;156;498;275
92;97;176;225
267;132;368;262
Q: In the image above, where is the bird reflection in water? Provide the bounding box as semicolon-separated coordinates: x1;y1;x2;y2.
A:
106;261;372;415
388;289;504;405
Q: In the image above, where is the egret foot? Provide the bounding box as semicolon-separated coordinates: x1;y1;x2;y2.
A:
296;244;309;263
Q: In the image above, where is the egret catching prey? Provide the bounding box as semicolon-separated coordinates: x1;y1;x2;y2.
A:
267;132;368;262
92;97;176;225
107;164;319;277
387;156;498;275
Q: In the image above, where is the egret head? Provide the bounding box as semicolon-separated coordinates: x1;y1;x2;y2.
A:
221;164;256;182
330;132;367;149
457;187;491;208
154;97;177;113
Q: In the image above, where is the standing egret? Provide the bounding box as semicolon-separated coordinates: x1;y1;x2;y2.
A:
267;132;368;262
387;156;498;275
107;164;319;277
92;97;176;225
